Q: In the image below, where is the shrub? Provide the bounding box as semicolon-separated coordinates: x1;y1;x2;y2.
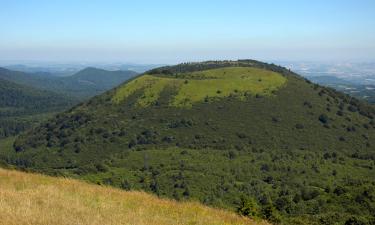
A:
303;101;313;108
345;216;366;225
295;124;304;129
348;105;358;112
261;204;282;224
95;163;109;172
120;179;131;190
260;164;270;172
333;186;346;196
14;144;24;152
228;150;237;159
319;114;329;124
293;194;301;203
182;187;190;197
128;139;137;148
237;197;260;218
301;188;320;201
274;196;291;212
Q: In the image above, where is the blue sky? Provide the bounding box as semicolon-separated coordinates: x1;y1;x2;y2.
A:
1;0;375;63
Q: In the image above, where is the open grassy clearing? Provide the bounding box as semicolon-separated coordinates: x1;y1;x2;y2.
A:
112;67;286;107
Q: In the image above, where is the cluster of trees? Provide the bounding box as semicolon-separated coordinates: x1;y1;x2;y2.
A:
0;118;30;138
59;147;375;225
148;59;293;78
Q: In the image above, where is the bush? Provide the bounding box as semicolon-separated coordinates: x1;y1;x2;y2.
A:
260;164;270;172
319;114;329;124
182;187;190;197
76;164;97;175
337;110;344;116
301;188;320;201
274;196;291;212
319;213;341;225
333;186;346;196
237;197;260;218
345;216;366;225
120;179;131;190
295;124;304;129
348;105;358;112
228;150;237;159
128;139;137;148
95;163;109;172
261;204;282;224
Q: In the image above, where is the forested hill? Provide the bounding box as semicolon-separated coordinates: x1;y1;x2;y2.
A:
0;78;75;113
0;67;136;139
47;67;138;98
4;60;375;224
0;78;76;138
0;67;137;99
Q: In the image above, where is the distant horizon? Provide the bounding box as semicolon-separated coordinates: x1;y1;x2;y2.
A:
0;58;375;68
1;0;375;63
0;52;374;65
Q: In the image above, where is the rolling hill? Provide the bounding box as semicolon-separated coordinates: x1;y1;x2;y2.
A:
0;67;137;99
60;67;138;98
0;78;76;138
0;168;266;225
3;60;375;224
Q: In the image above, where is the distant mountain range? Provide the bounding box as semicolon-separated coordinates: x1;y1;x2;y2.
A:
0;67;137;138
0;77;76;138
2;63;163;75
0;78;74;115
0;67;137;99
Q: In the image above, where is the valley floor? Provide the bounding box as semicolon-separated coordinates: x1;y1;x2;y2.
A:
0;168;268;225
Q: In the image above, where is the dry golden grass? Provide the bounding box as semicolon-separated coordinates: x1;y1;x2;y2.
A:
0;168;269;225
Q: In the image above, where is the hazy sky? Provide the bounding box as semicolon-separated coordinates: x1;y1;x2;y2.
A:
1;0;375;63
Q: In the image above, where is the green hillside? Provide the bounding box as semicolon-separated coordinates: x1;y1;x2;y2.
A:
0;78;76;138
0;67;137;138
0;67;137;99
3;60;375;224
112;67;286;107
58;67;138;98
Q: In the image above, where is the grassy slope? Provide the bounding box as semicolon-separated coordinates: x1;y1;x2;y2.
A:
0;168;268;225
112;67;286;107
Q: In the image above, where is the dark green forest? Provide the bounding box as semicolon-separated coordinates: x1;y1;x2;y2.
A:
1;60;375;224
0;67;137;139
0;67;137;99
0;78;76;138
